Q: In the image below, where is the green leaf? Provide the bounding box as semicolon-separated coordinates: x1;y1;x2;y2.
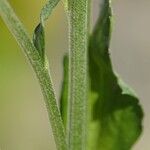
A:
33;0;60;62
88;0;143;150
33;23;45;61
60;55;69;130
0;0;67;149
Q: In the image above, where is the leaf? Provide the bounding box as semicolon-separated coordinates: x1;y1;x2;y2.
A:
0;0;67;149
33;23;45;60
60;55;69;130
88;0;143;150
33;0;60;62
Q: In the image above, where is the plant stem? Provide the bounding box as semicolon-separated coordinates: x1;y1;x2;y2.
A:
67;0;90;149
0;0;67;149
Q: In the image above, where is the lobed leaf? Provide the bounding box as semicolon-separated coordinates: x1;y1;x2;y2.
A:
88;0;143;150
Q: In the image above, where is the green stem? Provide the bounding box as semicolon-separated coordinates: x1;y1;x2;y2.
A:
67;0;90;149
0;0;67;149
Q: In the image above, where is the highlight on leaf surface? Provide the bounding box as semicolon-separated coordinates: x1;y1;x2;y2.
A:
88;0;143;149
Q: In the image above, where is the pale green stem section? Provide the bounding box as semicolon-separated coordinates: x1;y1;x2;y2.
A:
0;0;67;150
67;0;90;149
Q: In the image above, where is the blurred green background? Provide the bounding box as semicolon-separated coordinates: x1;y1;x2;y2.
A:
0;0;149;150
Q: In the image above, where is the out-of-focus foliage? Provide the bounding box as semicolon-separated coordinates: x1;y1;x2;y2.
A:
88;0;143;149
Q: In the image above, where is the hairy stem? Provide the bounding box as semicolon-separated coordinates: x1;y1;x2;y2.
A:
0;0;67;149
67;0;90;149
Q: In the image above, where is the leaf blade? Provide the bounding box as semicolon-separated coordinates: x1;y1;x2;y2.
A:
33;0;60;63
33;23;45;61
60;55;69;129
88;0;143;149
0;0;67;149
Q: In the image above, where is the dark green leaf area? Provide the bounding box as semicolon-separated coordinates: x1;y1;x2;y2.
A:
33;23;45;61
88;1;143;150
60;55;69;130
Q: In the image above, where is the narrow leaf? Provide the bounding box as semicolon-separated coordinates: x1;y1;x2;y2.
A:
60;55;69;130
33;0;60;62
33;23;45;60
88;0;143;150
0;0;67;149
